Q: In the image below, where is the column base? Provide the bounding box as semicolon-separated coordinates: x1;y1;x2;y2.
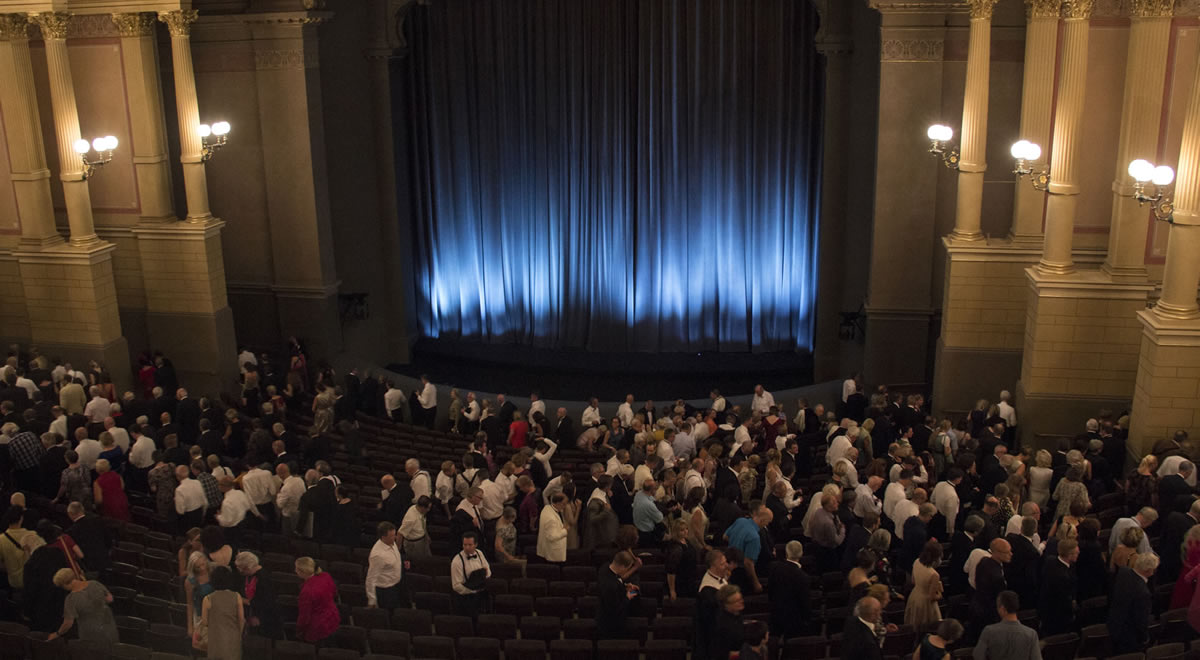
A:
1129;310;1200;461
1014;379;1135;453
1007;231;1045;247
947;230;985;243
1100;261;1150;284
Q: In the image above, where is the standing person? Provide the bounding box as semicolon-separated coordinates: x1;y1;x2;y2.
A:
184;555;213;642
416;374;437;429
91;459;130;522
842;597;884;660
21;534;68;634
399;497;433;559
666;518;699;601
46;568;118;645
235;552;283;640
1039;539;1079;636
973;591;1041;660
969;539;1012;643
767;541;812;641
709;585;746;660
199;565;244;659
367;522;409;609
1109;554;1159;654
294;557;339;644
918;619;964;660
450;532;491;618
905;540;944;628
536;492;569;563
596;550;639;639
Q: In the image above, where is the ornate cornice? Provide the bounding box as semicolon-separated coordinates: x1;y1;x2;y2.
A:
869;1;969;12
158;9;198;37
1130;0;1176;16
1062;0;1097;18
31;12;71;40
967;0;1001;19
70;14;119;38
881;37;944;61
1026;0;1063;18
241;12;332;26
254;47;319;69
112;12;157;38
1178;0;1200;15
0;14;30;41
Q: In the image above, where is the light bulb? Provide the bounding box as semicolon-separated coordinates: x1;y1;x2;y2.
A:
1128;159;1155;183
92;138;107;153
1011;140;1031;160
103;136;118;151
1025;143;1041;162
927;124;947;141
212;121;230;136
1153;165;1175;187
198;124;212;138
73;139;91;154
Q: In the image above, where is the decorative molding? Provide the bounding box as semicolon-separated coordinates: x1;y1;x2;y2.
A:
254;47;318;70
30;12;71;40
881;38;944;61
65;14;119;38
1130;0;1176;16
967;0;1000;19
0;14;30;41
1062;0;1097;18
158;9;198;37
1178;0;1200;15
111;12;157;38
869;1;969;12
1026;0;1063;18
241;12;332;26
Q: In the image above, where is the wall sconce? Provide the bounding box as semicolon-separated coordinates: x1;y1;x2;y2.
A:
198;121;231;162
1128;159;1175;223
927;124;959;169
1011;140;1049;191
73;135;117;180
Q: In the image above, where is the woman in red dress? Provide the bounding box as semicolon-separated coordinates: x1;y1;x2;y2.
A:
137;356;157;400
508;411;530;449
295;557;339;644
92;459;130;522
1172;527;1200;609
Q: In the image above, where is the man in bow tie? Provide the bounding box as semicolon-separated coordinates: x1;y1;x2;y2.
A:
451;531;492;619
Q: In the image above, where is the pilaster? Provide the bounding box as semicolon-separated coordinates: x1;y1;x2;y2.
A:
113;12;175;223
159;9;212;222
1129;312;1200;462
1009;0;1058;243
949;0;999;243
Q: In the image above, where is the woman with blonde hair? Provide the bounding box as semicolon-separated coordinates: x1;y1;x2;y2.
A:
92;458;130;522
1171;525;1200;609
1126;454;1159;513
295;557;339;643
1110;526;1144;573
178;527;204;576
47;568;117;644
1052;465;1091;520
1028;450;1053;508
184;554;213;638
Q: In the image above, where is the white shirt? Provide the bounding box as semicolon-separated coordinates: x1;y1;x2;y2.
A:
463;400;480;422
130;436;156;469
456;499;484;529
656;440;676;466
84;397;111;424
617;402;634;428
529;399;545;422
699;570;727;591
533;439;558;478
834;458;858;488
276;475;305;517
582;406;601;428
107;427;130;452
606;455;622;477
997;401;1017;428
50;416;68;440
451;550;491;594
883;481;908;522
588;489;609;505
683;469;706;501
242;468;279;506
238;350;257;374
15;377;36;398
711;397;726;413
543;475;567;505
384;388;405;414
734;425;751;448
493;472;516;501
400;505;428;540
853;483;881;518
212;466;234;479
479;480;506;520
1159;455;1197;487
751;391;775;415
892;499;919;540
366;539;405;605
410;471;432;503
931;481;960;534
537;505;569;562
435;472;456;504
175;478;207;514
76;438;102;469
672;432;696;461
826;435;853;466
965;548;990;588
418;383;437;410
217;489;258;527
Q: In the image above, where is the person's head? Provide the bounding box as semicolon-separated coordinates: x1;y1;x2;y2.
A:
377;521;397;546
989;538;1012;563
608;549;636;579
706;548;729;577
996;590;1020;618
462;531;480;555
1134;552;1161;578
717;584;744;614
1120;525;1145;549
405;458;420;476
52;568;77;590
867;528;891;554
187;553;210;580
744;620;769;651
855;548;876;571
200;525;226;554
917;502;936;523
820;492;838;512
1136;507;1159;527
550;492;567;512
95;458;111;474
918;539;942;567
294;556;319;579
235;551;261;576
936;619;964;644
854;596;882;623
1058;538;1080;563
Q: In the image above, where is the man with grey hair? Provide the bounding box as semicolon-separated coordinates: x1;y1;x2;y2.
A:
1162;498;1200;581
843;597;884;660
974;591;1039;660
1159;460;1195;512
1110;507;1157;556
1109;553;1159;653
1005;502;1041;545
768;540;812;640
66;499;109;572
406;458;432;504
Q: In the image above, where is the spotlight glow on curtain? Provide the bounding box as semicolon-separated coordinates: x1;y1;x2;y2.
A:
400;0;823;352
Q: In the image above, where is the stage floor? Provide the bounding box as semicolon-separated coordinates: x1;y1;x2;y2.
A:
387;338;814;401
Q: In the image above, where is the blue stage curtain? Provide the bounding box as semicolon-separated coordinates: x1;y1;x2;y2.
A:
399;0;823;352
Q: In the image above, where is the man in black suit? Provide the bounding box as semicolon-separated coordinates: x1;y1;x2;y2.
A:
843;511;880;570
842;596;884;660
299;471;338;543
1004;516;1041;607
968;538;1011;643
767;541;812;641
378;473;412;525
1160;461;1196;514
1109;555;1158;654
764;481;791;541
66;501;110;572
174;388;200;444
39;433;68;499
1038;539;1078;636
715;455;743;507
197;419;224;459
495;394;517;431
552;408;574;446
596;550;639;639
899;504;934;573
910;416;933;456
1161;499;1200;582
0;373;29;412
949;514;985;595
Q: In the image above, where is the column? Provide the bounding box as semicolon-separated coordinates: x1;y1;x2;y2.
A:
1155;42;1200;321
1009;0;1059;243
0;14;61;248
950;0;999;242
1102;0;1172;281
31;11;100;247
113;12;174;223
1037;0;1093;275
159;10;212;222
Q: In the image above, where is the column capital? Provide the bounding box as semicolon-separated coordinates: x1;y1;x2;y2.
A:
1061;0;1096;19
111;12;157;37
157;9;198;37
0;13;30;41
967;0;1000;19
1026;0;1062;19
1130;0;1175;18
30;12;70;40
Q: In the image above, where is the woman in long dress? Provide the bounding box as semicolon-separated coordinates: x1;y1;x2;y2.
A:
1028;450;1054;509
904;540;943;628
1172;527;1200;609
46;569;118;645
92;459;130;522
201;565;245;660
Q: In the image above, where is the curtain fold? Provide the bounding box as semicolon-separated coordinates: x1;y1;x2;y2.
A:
400;0;822;352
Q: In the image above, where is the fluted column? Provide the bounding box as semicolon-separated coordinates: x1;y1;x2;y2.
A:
1037;0;1094;274
159;10;212;222
0;14;61;248
113;12;175;223
1009;0;1059;243
32;12;100;248
1156;40;1200;320
950;0;999;242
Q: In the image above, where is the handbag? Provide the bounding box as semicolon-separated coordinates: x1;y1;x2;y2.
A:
192;620;208;652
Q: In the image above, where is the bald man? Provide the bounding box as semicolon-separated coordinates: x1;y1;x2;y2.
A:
843;597;884;660
969;538;1012;643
